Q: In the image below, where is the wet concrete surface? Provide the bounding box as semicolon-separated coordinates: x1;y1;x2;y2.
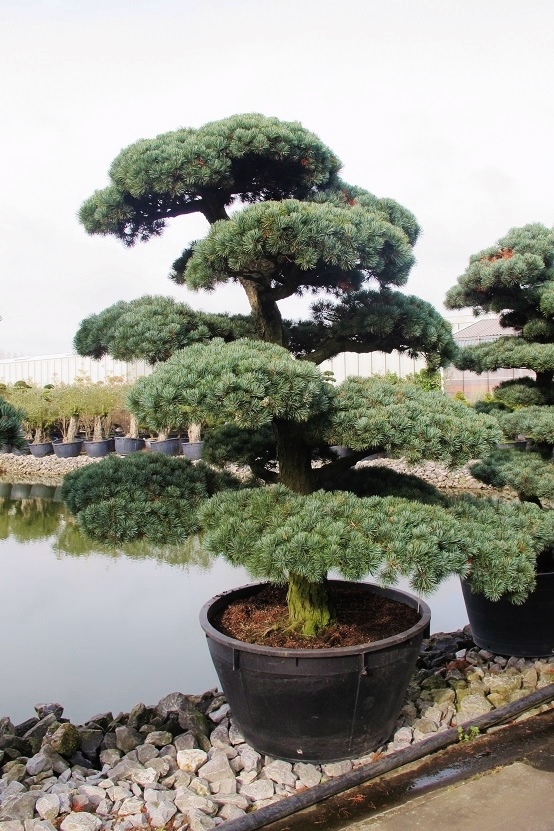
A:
264;708;554;831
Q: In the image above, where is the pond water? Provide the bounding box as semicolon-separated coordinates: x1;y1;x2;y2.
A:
0;488;468;726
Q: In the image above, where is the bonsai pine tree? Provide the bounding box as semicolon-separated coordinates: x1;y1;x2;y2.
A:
67;113;554;637
445;224;554;405
446;223;554;509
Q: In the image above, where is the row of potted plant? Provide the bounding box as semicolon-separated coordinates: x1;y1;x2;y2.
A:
2;382;205;458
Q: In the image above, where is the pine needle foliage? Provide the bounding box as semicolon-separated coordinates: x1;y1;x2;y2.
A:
127;339;334;433
446;224;554;403
71;113;541;635
470;448;554;506
495;407;554;448
79;114;342;243
323;376;501;464
60;454;243;544
198;486;554;602
74;295;255;364
0;396;26;450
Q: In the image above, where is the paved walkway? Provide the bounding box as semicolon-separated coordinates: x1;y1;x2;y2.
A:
342;761;554;831
265;709;554;831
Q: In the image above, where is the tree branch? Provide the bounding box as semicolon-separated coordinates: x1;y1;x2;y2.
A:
314;449;387;486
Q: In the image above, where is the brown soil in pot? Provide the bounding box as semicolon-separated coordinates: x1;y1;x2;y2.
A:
212;582;422;649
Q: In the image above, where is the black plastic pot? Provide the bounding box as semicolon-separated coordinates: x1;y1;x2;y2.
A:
148;437;182;456
53;440;83;459
200;581;431;763
114;437;145;455
182;440;204;460
28;441;54;458
461;575;554;657
84;438;115;458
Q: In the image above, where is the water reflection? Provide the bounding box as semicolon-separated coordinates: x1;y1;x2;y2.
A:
0;494;211;569
0;488;468;726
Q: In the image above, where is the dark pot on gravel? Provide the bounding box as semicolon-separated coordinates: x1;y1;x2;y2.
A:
53;440;83;459
182;440;204;460
114;437;145;455
84;438;115;458
462;574;554;657
200;580;431;763
148;437;182;456
29;441;54;458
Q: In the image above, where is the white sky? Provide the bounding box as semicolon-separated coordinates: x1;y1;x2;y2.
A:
1;0;553;357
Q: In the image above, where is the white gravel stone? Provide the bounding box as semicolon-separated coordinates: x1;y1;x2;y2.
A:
117;798;144;817
321;760;353;778
60;813;102;831
145;800;177;826
293;763;321;788
238;779;274;801
34;795;60;822
264;760;296;787
197;751;234;784
176;749;208;774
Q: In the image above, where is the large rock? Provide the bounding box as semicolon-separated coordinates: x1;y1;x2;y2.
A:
47;724;80;757
0;794;41;822
176;749;208;774
35;794;60;822
114;726;143;753
197;751;234;784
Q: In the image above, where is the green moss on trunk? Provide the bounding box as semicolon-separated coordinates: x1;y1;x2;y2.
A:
286;572;336;636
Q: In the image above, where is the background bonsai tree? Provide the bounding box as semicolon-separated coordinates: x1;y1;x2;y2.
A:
445;223;554;405
446;223;554;511
6;386;54;445
67;113;554;638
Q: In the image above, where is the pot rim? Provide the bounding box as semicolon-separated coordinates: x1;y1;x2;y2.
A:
200;579;431;660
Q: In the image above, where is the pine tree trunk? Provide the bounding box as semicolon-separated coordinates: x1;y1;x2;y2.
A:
128;414;139;439
287;572;336;636
536;370;554;401
274;419;314;495
240;280;283;345
67;415;78;442
188;422;202;442
92;416;103;442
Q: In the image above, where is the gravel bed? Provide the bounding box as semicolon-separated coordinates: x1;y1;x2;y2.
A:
1;632;553;831
0;452;493;491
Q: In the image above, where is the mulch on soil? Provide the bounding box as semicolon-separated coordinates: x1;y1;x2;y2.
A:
212;582;422;649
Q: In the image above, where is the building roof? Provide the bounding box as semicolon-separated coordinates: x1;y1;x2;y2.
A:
454;317;517;344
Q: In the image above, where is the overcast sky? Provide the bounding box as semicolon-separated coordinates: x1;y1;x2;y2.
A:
1;0;553;357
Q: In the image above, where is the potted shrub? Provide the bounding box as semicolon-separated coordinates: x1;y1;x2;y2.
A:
79;383;123;457
446;224;554;656
50;385;83;457
182;422;204;460
126;375;182;456
69;113;533;761
8;385;55;456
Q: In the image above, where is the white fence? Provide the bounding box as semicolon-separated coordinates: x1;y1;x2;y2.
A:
0;350;425;388
0;354;152;387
